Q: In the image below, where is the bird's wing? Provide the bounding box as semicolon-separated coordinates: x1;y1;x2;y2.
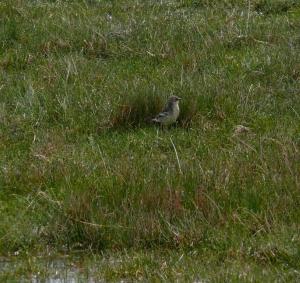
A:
156;111;169;118
152;111;169;122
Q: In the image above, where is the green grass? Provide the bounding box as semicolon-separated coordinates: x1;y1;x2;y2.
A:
1;248;299;282
1;0;300;281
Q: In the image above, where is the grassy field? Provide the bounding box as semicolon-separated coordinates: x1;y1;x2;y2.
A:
1;0;300;281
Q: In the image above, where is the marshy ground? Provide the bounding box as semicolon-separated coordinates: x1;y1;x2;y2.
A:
1;0;300;281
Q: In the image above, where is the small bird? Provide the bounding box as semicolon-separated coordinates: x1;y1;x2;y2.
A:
152;96;182;126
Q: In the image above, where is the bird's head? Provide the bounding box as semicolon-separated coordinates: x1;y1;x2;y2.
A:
168;96;182;104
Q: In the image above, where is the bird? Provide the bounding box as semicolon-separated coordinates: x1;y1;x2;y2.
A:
152;96;182;126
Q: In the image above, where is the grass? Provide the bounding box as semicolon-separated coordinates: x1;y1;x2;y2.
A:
1;0;300;281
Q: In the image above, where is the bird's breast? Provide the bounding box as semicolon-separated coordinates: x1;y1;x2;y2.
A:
173;103;180;119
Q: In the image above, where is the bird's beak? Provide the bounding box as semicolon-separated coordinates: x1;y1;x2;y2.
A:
178;97;182;100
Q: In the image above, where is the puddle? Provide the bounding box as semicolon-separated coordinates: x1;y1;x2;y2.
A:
0;256;101;283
